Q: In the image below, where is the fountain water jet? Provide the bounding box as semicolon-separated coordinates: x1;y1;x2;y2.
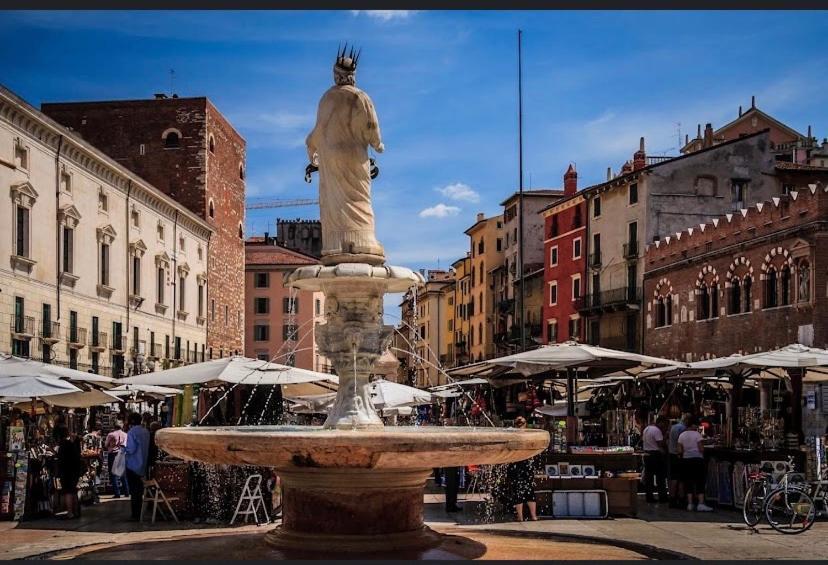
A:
156;47;548;557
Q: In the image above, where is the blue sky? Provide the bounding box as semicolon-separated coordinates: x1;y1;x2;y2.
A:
2;10;827;318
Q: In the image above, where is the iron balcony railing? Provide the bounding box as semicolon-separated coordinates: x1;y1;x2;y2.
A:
11;315;35;336
39;320;60;341
623;241;640;259
90;331;108;350
111;334;127;352
580;287;642;312
67;326;87;346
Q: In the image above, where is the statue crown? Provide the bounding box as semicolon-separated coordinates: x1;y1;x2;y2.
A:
335;43;361;73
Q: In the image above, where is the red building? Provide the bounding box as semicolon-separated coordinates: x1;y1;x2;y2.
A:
541;165;586;343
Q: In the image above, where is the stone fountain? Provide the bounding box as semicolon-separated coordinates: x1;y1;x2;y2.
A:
156;46;549;557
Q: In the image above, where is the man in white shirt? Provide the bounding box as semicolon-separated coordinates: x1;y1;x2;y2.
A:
642;416;668;503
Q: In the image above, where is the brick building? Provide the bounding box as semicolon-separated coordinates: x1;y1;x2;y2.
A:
541;164;586;344
244;236;327;372
643;180;828;362
41;94;246;357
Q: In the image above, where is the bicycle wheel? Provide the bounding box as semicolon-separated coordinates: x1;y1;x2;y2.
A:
765;487;816;534
742;482;765;527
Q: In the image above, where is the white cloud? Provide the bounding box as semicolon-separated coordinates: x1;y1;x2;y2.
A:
350;10;419;22
418;203;460;218
436;182;479;203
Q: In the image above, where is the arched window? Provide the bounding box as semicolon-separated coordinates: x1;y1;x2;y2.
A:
743;276;752;312
698;285;710;320
765;268;778;308
655;297;666;327
729;278;742;315
239;163;245;181
208;134;215;154
781;266;791;305
238;223;244;239
208;199;215;219
163;130;181;148
710;283;719;318
797;261;811;303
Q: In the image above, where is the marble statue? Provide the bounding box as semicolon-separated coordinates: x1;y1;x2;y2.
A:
306;45;386;266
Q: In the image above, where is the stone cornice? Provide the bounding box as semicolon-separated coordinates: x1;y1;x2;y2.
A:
0;85;213;241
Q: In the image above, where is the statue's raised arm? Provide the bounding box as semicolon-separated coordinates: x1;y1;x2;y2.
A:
305;45;386;266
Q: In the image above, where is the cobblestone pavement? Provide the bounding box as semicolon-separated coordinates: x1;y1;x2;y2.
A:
4;494;828;560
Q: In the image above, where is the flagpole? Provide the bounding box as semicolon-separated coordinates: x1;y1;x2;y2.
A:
517;29;526;352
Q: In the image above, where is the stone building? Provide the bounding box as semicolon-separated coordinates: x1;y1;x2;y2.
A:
244;236;328;372
450;254;472;367
1;85;210;376
579;130;787;352
541;164;586;344
643;181;828;360
276;218;322;258
499;189;565;352
464;213;505;362
41;94;245;358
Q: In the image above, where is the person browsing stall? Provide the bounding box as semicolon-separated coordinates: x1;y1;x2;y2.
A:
677;415;713;512
642;416;669;503
123;412;150;521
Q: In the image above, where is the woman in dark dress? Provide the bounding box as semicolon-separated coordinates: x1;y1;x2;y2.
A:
54;425;82;519
506;417;538;521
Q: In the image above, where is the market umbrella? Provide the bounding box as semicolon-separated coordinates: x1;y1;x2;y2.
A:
285;393;337;414
119;356;338;387
372;350;400;378
110;384;182;396
39;389;121;408
368;379;433;409
0;375;82;398
0;354;115;387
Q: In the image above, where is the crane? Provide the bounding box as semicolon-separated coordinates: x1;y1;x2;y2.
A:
245;198;319;210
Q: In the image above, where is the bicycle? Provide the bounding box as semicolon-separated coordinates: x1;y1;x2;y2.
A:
742;465;816;534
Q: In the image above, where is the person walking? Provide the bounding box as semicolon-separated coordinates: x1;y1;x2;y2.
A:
667;413;690;508
642;416;669;503
104;421;129;498
506;417;538;521
123;412;150;521
54;425;82;519
677;415;713;512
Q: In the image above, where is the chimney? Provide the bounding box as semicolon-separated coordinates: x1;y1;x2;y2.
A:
606;167;612;181
621;160;633;174
739;105;742;117
807;125;812;140
476;212;485;222
697;123;702;139
751;95;756;109
703;123;714;148
564;163;577;195
685;133;689;145
633;136;646;170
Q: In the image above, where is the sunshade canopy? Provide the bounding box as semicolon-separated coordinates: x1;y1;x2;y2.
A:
0;355;115;386
40;389;121;408
368;379;433;409
120;356;338;387
0;375;82;398
110;384;182;397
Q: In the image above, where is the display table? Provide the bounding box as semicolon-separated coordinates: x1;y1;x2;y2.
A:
541;451;642;473
534;476;639;517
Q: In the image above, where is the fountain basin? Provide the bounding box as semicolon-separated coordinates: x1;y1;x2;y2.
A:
156;426;549;553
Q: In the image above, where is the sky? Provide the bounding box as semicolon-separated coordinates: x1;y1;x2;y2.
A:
2;10;827;319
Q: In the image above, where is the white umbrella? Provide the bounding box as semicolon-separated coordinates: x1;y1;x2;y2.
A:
0;375;82;398
41;389;122;408
0;354;115;386
286;393;337;413
368;379;433;409
119;356;337;387
110;384;182;396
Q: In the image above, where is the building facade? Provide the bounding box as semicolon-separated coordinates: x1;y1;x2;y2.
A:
41;94;246;357
541;164;586;344
451;254;472;367
1;86;210;376
500;189;565;352
276;218;322;258
464;213;505;362
643;181;828;360
580;131;786;352
244;237;327;372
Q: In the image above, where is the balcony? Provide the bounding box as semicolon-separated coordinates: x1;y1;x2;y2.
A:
148;342;163;359
579;287;642;314
89;331;108;352
39;321;60;345
111;334;127;353
623;241;639;259
130;339;147;357
588;252;602;269
66;326;87;349
10;316;35;339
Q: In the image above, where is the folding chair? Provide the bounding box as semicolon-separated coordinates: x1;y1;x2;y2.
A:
230;473;269;526
140;479;180;524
